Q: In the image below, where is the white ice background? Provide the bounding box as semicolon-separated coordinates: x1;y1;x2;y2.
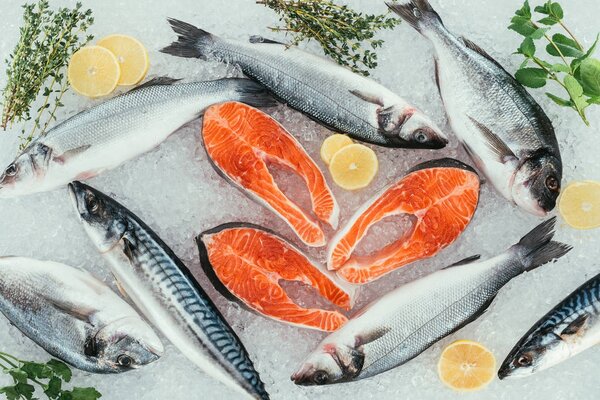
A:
0;0;599;398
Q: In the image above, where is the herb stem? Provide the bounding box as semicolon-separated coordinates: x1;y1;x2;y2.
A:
558;20;583;50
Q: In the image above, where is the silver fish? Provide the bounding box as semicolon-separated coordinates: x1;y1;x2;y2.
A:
291;218;571;385
160;19;448;149
499;271;600;379
0;257;162;373
68;181;269;400
387;0;563;216
0;78;274;198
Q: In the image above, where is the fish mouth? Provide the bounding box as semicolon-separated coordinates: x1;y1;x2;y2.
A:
290;365;315;386
67;182;83;218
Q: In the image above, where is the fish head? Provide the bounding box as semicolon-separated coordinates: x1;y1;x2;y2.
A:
498;331;567;379
511;152;562;216
91;316;164;371
0;143;50;198
291;340;364;385
379;106;448;149
68;181;127;252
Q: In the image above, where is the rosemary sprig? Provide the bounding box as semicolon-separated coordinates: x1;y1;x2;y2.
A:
1;0;94;149
0;351;101;400
257;0;399;76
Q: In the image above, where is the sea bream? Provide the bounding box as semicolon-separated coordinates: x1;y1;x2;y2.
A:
0;257;162;373
387;0;563;216
0;78;274;198
69;181;269;399
292;218;571;385
499;271;600;379
160;19;448;149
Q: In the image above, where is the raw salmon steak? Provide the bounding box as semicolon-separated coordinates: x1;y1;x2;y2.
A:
202;102;338;247
196;223;356;332
328;158;480;284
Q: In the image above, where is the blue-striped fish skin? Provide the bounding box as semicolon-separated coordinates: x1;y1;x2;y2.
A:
499;272;600;379
68;181;269;400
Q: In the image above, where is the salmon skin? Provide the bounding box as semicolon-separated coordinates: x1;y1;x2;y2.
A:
202;102;338;247
196;223;356;332
328;158;480;284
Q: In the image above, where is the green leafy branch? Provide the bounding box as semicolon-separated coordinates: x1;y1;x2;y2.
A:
257;0;400;76
509;0;600;125
0;351;101;400
0;0;94;149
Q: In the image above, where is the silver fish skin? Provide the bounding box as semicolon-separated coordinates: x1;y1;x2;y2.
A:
387;0;562;216
0;257;163;373
160;19;448;149
499;271;600;379
0;78;274;198
68;181;269;400
291;218;571;385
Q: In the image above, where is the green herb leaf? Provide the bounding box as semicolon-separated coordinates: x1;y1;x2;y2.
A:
515;67;548;88
550;63;570;73
68;387;102;400
546;33;585;58
516;0;532;18
537;16;558;26
565;74;584;98
0;386;20;400
519;37;536;57
580;58;600;96
509;16;537;36
44;376;62;399
550;2;564;19
588;96;600;104
530;27;549;39
47;360;72;383
546;92;572;106
15;382;35;400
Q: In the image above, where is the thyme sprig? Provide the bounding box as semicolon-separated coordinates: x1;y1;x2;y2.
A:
257;0;399;76
1;0;94;149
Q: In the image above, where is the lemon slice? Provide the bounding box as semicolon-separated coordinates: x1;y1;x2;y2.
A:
328;143;378;190
438;340;496;392
320;134;353;165
97;34;149;86
559;180;600;229
68;46;120;98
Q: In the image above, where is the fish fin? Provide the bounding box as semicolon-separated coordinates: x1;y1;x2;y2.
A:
48;299;95;325
160;18;216;60
122;235;136;262
515;217;572;271
52;145;91;164
349;90;384;107
355;327;391;347
230;78;277;108
443;254;481;269
386;0;442;33
129;77;181;92
467;116;518;164
434;59;442;95
461;37;509;73
560;314;590;339
249;35;285;45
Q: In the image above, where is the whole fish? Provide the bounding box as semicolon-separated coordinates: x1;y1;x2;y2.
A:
499;271;600;379
69;181;269;400
0;78;274;198
387;0;563;216
160;19;448;149
0;257;162;373
291;218;571;385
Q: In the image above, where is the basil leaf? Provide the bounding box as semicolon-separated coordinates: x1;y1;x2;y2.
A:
580;58;600;96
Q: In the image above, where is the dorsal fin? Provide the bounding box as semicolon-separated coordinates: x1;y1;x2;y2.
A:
461;37;509;73
130;76;181;92
249;35;285;45
443;254;481;270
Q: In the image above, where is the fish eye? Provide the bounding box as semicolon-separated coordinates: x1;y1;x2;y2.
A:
413;130;428;143
312;370;329;385
516;354;532;366
545;176;559;192
4;164;17;177
86;193;100;214
117;354;133;367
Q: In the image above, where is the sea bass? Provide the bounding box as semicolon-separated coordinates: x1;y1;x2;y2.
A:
0;257;162;373
0;78;274;198
499;271;600;379
160;19;448;149
69;182;269;399
292;218;571;385
388;0;563;216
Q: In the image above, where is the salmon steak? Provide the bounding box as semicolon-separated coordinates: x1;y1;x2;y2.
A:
196;223;356;332
328;158;480;284
202;102;338;247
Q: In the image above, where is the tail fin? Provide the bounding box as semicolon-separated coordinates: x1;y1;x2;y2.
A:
229;78;277;108
516;217;572;271
160;18;215;59
386;0;442;32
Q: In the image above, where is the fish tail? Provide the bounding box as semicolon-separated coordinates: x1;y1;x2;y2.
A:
228;78;277;108
515;217;572;271
160;18;216;59
386;0;443;33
